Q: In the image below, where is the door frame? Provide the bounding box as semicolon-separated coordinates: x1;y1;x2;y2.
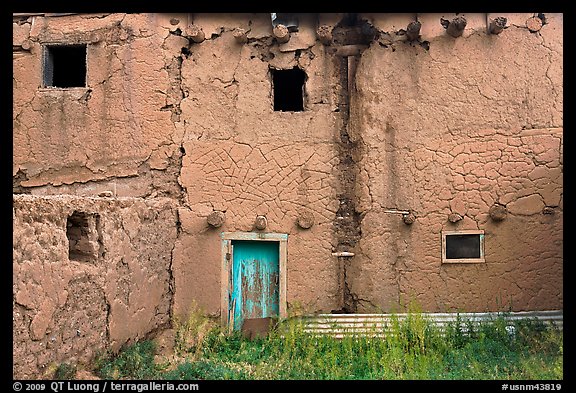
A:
220;232;288;328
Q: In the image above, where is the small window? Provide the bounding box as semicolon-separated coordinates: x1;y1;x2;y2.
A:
442;230;485;263
272;67;306;112
43;44;87;88
67;211;100;263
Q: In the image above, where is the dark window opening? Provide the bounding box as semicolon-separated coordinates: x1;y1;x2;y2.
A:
43;44;87;88
446;234;481;259
67;211;99;263
272;67;306;112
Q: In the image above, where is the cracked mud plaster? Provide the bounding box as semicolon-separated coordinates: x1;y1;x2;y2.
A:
174;140;341;316
12;195;177;379
347;13;562;313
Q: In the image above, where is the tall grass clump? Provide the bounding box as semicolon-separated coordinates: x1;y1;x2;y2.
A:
440;312;563;379
94;340;160;379
172;300;215;358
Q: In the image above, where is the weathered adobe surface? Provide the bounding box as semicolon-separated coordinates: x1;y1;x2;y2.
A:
349;13;563;312
13;195;177;379
12;12;562;332
13;13;183;200
172;13;345;317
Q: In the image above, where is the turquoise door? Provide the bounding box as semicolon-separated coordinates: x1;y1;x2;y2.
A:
230;240;280;331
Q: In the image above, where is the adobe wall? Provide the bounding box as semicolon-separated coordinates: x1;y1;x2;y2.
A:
13;12;563;365
13;13;183;199
169;13;563;315
171;13;344;316
12;195;177;379
351;13;563;312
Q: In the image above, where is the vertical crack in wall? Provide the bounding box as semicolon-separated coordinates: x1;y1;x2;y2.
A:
166;208;182;330
331;14;374;313
104;298;111;345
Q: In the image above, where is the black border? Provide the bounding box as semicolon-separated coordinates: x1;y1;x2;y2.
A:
8;3;572;390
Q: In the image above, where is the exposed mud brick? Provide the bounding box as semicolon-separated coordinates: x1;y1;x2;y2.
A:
13;195;177;379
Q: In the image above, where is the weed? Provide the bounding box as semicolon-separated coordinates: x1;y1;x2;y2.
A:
54;363;77;380
94;340;160;380
172;300;215;358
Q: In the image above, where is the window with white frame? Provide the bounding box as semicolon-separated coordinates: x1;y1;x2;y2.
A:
442;230;485;263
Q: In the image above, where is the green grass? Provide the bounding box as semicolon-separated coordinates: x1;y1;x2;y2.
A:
93;312;563;380
94;340;162;379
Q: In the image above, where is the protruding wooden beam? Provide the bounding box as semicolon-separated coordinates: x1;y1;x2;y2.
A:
406;21;421;41
297;211;315;229
317;24;333;45
441;16;467;38
273;24;290;44
254;215;267;230
402;212;416;225
185;24;205;43
489;204;507;221
207;211;225;228
526;16;543;32
233;28;248;44
488;17;507;34
448;213;463;223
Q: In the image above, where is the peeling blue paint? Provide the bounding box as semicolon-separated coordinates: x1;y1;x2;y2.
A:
230;240;280;331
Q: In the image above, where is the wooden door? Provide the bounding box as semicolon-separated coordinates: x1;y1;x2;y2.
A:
230;240;280;331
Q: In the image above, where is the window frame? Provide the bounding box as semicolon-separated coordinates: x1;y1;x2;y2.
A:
441;229;485;264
